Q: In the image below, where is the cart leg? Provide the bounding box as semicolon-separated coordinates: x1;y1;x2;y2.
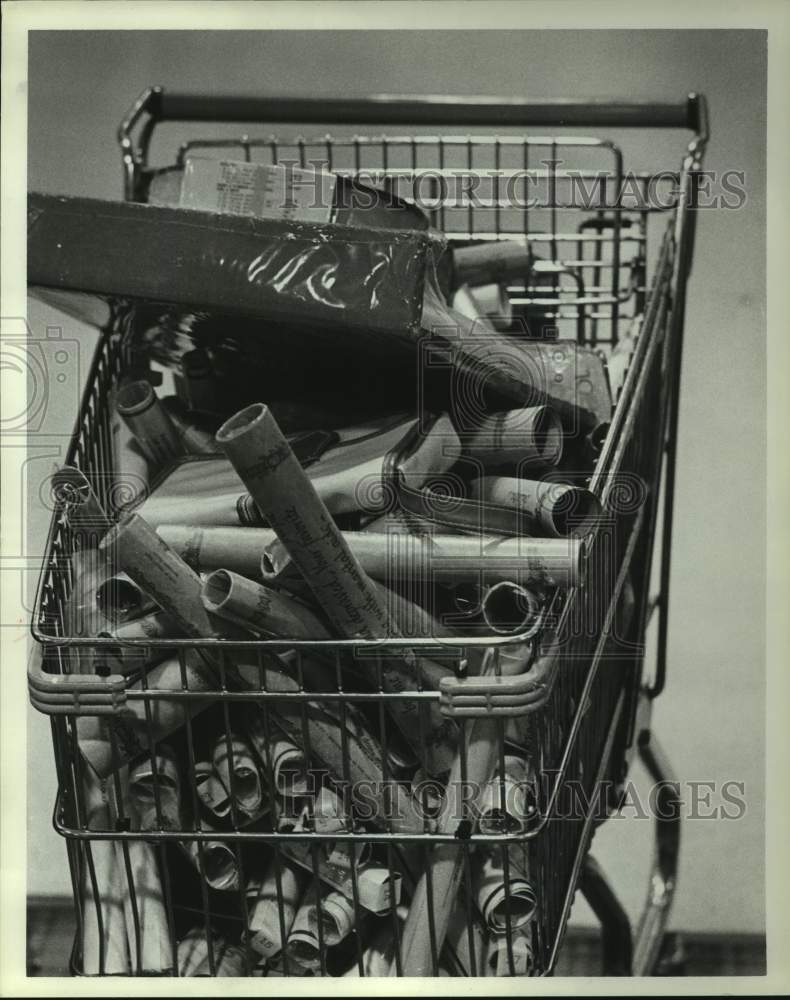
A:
631;729;681;975
579;854;633;975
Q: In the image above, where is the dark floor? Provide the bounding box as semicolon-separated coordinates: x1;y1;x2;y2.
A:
28;896;766;977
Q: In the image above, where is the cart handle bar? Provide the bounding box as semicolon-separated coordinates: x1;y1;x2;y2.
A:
119;87;709;197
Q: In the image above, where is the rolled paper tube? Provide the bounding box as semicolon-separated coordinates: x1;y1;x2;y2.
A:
100;513;223;642
76;652;218;777
139;492;257;529
243;668;425;834
475;844;537;933
444;900;488;977
309;787;372;870
468;282;513;331
83;767;172;974
179;348;218;415
128;747;182;831
485;926;536;976
480;581;545;637
202;568;330;640
268;738;309;797
362;510;440;535
467;640;533;678
212;732;269;823
306;887;356;948
216;403;458;775
266;529;583;589
115;379;184;468
262;544;451;644
51;466;112;545
157;524;276;577
452;239;530;288
164;403;221;454
396;412;463;488
109;389;150;508
478;756;532;836
79;775;130;975
469;476;603;538
286;887;323;970
247;861;305;959
498;641;534;675
276;791;374;867
183;838;240;892
120;839;174;973
94;571;158;623
462;406;563;469
343;909;406;977
410;768;444;821
240;709;310;799
264;952;315;977
64;548;116;673
96;610;181;675
194;761;232;820
393;656;500;976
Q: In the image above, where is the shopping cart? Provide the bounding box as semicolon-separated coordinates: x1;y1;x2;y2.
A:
28;87;708;977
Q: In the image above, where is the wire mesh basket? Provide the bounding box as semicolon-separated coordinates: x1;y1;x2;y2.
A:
29;88;707;977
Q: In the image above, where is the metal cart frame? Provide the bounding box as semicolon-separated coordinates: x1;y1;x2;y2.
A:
29;87;708;977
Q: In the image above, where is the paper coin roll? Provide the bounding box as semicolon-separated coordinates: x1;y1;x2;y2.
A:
216;403;457;775
469;476;602;538
115;379;184;468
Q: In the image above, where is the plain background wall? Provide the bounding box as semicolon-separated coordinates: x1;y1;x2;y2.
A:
25;29;766;935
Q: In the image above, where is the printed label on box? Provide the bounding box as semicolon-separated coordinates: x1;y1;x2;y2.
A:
181;157;336;223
